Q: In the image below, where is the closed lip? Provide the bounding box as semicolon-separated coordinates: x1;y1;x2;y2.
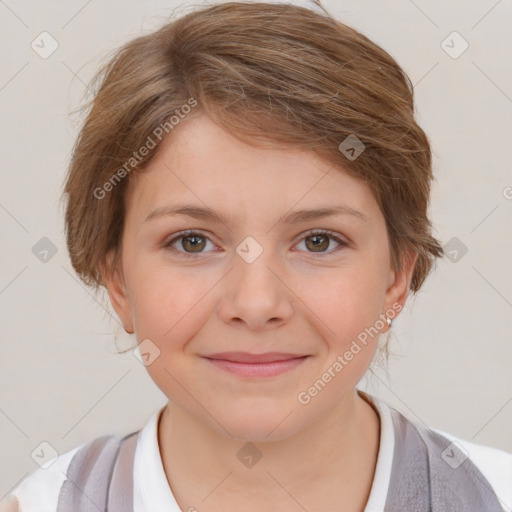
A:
201;352;309;364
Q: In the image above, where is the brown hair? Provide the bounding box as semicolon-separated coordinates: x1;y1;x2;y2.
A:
61;1;443;296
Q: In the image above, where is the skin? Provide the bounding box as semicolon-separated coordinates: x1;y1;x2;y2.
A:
0;495;18;512
103;113;417;511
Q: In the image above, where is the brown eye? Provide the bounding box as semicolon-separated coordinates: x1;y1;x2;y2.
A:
297;230;347;255
180;234;206;253
164;231;215;258
305;233;330;252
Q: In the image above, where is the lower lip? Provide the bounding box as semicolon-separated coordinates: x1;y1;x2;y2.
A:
203;356;309;378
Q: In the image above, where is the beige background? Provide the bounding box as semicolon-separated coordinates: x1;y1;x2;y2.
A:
1;0;511;498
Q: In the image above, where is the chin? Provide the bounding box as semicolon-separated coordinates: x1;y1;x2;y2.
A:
212;406;303;443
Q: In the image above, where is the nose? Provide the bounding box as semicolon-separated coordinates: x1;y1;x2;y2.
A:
217;248;294;331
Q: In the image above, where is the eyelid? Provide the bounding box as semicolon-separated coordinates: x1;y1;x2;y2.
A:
294;229;349;254
163;229;218;259
163;228;349;258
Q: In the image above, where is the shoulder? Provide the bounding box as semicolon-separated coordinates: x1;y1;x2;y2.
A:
3;443;83;512
363;392;512;510
5;430;143;512
432;427;512;509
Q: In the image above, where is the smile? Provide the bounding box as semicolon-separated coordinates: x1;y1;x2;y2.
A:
201;354;310;378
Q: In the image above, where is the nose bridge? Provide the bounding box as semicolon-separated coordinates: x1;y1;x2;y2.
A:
232;233;281;292
218;234;293;329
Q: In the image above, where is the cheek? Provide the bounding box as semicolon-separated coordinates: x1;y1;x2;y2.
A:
302;263;388;387
308;264;387;335
128;261;213;345
127;266;211;395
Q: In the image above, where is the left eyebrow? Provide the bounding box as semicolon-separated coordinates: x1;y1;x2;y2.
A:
279;205;368;224
143;203;369;225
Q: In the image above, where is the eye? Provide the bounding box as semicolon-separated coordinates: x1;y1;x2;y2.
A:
163;229;349;259
295;229;348;255
163;230;216;258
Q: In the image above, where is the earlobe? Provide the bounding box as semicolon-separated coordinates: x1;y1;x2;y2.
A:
100;252;135;334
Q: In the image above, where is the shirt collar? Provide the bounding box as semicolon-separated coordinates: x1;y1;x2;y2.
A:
133;390;394;512
133;403;182;512
357;389;395;511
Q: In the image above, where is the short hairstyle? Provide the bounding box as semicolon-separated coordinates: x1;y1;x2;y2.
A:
62;1;443;295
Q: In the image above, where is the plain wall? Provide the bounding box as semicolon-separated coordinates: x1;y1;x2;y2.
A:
1;0;511;497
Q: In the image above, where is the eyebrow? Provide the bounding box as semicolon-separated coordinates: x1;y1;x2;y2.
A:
144;203;369;225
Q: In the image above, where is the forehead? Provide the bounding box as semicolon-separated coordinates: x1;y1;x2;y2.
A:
125;114;381;226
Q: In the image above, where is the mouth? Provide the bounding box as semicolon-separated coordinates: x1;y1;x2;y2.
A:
200;352;310;378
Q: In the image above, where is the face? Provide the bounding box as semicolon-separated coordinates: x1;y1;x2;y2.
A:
104;113;415;442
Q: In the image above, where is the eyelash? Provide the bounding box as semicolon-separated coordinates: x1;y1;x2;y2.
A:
163;229;348;259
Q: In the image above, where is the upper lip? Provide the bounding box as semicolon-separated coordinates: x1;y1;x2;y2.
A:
201;352;308;363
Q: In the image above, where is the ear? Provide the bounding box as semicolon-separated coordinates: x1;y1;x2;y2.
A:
100;250;135;334
383;248;418;326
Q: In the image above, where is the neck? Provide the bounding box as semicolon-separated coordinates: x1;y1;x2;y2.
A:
158;390;380;511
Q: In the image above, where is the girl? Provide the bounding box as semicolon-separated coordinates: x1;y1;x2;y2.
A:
3;1;511;511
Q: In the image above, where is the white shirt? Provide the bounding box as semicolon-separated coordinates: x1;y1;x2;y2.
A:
7;393;512;512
